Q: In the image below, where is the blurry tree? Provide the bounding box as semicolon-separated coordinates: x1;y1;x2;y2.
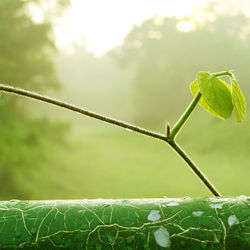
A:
0;0;70;91
112;14;250;126
0;0;69;199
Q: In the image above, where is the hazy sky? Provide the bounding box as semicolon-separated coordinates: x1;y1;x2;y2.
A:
53;0;207;56
30;0;249;56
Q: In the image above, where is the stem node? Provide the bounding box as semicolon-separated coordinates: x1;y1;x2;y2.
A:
0;83;221;197
166;122;171;138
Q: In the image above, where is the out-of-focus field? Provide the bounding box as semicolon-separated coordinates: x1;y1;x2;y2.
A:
17;112;250;199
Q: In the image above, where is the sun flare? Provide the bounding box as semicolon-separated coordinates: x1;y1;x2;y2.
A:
31;0;206;56
176;21;196;32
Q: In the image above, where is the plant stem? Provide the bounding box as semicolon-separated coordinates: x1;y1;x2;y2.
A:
169;70;233;141
169;92;201;140
0;84;166;141
168;140;221;197
0;83;221;196
213;71;233;78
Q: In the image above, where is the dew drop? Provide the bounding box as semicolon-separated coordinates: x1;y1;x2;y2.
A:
192;211;204;216
228;215;239;227
125;128;133;132
209;203;223;209
154;227;170;248
147;210;161;221
166;201;179;207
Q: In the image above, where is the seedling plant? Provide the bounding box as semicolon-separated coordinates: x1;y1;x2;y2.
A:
0;70;246;197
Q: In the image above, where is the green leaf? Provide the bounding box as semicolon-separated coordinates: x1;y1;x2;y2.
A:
190;79;224;119
231;76;246;122
198;72;233;119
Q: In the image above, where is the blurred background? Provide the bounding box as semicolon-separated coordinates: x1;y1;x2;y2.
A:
0;0;249;200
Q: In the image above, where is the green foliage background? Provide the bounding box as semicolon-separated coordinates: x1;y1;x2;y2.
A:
111;15;250;126
0;0;249;199
0;0;69;199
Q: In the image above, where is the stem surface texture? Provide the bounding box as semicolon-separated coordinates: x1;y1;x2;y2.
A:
0;197;248;249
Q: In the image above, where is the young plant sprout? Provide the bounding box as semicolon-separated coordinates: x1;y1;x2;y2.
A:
169;71;246;141
0;71;246;197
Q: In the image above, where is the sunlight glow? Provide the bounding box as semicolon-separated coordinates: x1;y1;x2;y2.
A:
177;21;196;32
28;3;44;23
34;0;207;56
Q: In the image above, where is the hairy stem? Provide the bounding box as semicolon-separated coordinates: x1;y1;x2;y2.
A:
0;84;166;141
169;92;201;140
0;83;221;196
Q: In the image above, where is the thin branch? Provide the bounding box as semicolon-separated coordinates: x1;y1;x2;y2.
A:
0;84;167;141
0;83;221;197
168;140;221;197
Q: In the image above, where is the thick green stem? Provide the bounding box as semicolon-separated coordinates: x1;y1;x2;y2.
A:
168;140;221;197
169;92;201;140
0;198;249;249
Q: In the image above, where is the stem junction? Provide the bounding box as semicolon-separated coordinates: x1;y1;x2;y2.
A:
0;83;221;197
